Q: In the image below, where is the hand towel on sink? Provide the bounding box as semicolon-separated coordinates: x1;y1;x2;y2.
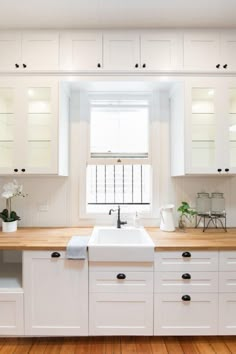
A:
66;236;90;260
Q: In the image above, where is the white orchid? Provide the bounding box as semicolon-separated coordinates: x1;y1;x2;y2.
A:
0;180;27;223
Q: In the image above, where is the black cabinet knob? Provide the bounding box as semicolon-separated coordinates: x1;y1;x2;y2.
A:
117;273;126;280
217;168;222;173
182;273;191;280
216;64;220;69
142;64;146;68
223;64;228;69
182;251;191;258
14;168;18;172
51;252;61;258
15;63;19;68
21;168;26;172
135;63;139;68
182;295;191;301
23;64;27;68
97;63;101;68
225;168;229;172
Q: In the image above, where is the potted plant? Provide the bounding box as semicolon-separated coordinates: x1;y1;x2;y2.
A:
177;201;197;230
0;180;27;232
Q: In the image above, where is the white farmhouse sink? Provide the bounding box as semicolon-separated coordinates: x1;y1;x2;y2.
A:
88;226;154;262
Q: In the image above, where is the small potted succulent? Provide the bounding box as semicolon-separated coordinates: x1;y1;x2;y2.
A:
177;201;197;230
0;180;27;232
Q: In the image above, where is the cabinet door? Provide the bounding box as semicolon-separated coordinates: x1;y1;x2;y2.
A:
219;293;236;334
21;81;59;174
23;251;88;336
185;79;223;174
141;31;183;70
60;31;103;70
89;292;153;335
220;31;236;71
103;32;140;70
0;292;24;335
21;31;59;71
184;31;220;70
0;32;21;71
154;293;218;335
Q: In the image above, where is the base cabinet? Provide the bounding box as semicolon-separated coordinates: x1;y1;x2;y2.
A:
0;292;24;335
23;251;88;336
219;294;236;334
154;293;218;335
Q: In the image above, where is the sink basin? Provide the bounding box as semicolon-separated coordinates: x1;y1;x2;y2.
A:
88;226;154;262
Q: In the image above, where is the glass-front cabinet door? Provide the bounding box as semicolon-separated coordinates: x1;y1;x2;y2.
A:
185;79;222;174
24;83;57;174
225;83;236;173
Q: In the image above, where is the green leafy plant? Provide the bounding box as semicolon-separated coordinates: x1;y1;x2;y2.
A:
0;180;27;223
177;201;197;229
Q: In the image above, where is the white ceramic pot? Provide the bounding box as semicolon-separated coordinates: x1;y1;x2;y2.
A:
2;220;17;233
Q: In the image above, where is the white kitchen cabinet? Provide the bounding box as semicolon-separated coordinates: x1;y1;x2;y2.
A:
0;31;59;71
23;251;88;336
155;293;218;335
154;251;218;335
183;30;236;72
140;31;183;70
171;78;236;175
89;262;153;336
0;78;69;175
60;31;103;70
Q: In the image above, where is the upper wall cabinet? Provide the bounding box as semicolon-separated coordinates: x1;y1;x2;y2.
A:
170;78;236;176
0;78;69;176
0;31;59;71
184;30;236;71
60;31;103;70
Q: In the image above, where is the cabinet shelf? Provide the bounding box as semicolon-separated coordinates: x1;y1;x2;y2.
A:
0;263;22;290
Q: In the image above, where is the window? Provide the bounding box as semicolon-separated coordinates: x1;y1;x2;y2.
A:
79;91;158;217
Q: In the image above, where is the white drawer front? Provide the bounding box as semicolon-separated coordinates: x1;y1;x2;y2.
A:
219;272;236;292
219;251;236;271
154;293;218;335
155;251;218;272
219;293;236;335
89;271;153;293
89;293;153;336
0;292;24;336
155;271;218;293
89;262;153;272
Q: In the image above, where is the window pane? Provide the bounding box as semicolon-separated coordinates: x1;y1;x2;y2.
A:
90;100;149;158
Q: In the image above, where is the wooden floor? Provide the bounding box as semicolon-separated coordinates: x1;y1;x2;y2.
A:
1;336;236;354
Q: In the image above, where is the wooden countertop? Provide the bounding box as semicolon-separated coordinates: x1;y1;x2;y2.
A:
0;227;235;250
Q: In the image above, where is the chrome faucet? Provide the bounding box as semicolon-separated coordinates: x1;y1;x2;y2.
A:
109;205;127;229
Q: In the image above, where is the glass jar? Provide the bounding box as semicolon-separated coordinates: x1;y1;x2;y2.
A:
211;192;225;214
196;192;211;214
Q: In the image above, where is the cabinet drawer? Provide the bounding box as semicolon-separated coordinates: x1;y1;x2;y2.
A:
89;271;153;293
219;293;236;335
154;293;218;335
155;251;218;271
155;271;218;293
89;292;153;336
219;251;236;271
219;272;236;292
0;291;24;336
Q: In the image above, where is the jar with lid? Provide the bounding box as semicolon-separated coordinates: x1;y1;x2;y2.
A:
196;192;211;214
211;192;225;214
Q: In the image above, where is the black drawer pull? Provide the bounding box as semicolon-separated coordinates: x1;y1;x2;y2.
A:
217;168;222;173
182;295;191;301
135;63;139;68
15;63;19;68
97;63;101;68
182;251;191;258
182;273;191;280
14;168;18;172
216;64;220;68
225;168;229;172
51;252;61;258
23;63;27;68
117;273;126;280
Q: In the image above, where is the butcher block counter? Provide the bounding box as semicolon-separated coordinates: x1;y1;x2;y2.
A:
0;227;235;250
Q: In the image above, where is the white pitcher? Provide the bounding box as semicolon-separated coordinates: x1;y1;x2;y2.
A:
160;204;175;232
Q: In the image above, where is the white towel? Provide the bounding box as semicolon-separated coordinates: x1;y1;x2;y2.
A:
66;236;89;259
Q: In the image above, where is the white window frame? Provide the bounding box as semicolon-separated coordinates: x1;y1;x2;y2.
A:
78;89;161;222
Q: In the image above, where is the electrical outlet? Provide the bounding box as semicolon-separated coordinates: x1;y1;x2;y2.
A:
38;203;49;212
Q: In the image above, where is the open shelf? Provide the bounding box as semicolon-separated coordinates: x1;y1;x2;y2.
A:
0;251;23;290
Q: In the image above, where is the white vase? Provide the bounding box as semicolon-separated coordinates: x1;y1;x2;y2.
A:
2;220;17;233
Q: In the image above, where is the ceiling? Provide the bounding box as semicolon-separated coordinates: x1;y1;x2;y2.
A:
0;0;236;29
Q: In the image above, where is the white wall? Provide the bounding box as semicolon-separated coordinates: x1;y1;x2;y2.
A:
0;88;236;228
